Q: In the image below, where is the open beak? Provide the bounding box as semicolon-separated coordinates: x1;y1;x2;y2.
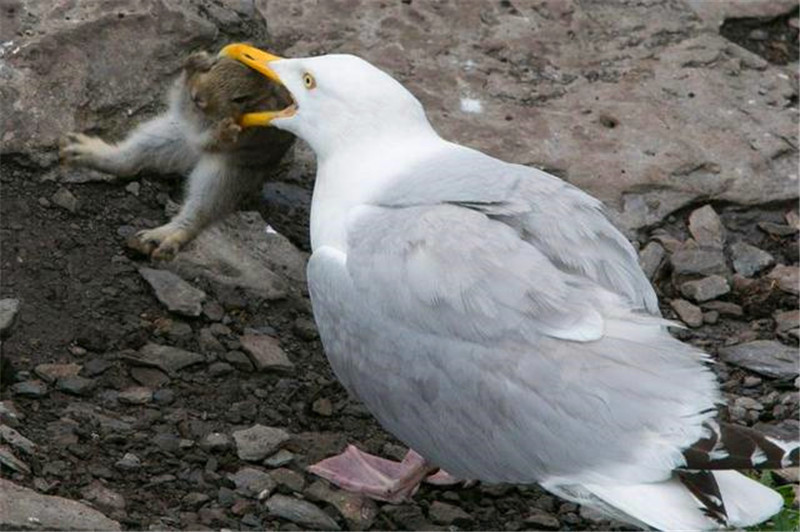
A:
218;43;296;127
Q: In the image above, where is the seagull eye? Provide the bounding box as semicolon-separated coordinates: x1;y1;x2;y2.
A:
302;73;316;89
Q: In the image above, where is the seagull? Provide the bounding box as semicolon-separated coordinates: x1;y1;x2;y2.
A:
220;43;798;530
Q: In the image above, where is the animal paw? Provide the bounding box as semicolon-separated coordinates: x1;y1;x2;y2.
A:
59;132;111;167
127;225;191;261
215;117;242;147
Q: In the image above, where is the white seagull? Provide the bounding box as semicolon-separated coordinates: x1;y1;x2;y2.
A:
220;43;798;530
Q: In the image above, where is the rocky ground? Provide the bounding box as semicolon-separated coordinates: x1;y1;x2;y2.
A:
1;1;798;531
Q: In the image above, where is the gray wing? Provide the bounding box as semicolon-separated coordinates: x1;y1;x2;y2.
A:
375;144;658;314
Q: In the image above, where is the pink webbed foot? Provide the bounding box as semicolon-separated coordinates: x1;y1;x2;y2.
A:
308;445;457;503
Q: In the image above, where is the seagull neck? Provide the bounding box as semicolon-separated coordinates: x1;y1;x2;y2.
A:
309;130;445;252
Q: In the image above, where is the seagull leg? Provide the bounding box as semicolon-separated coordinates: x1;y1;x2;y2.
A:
308;445;447;503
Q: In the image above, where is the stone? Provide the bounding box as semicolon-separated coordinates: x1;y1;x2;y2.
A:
382;504;435;530
670;299;703;328
701;301;744;317
0;298;20;338
733;396;764;411
118;386;153;405
51;187;79;213
428;501;473;525
719;340;799;379
153;389;175;405
265;494;341;531
264;449;296;468
312;398;333;417
34;363;82;384
208;362;234;377
239;334;294;373
0;445;30;474
114;452;141;471
57;376;96;396
0;478;120;530
125;182;140;196
0;425;36;455
82;358;113;377
305;480;378;531
758;221;798;237
11;380;47;398
139;267;206;317
730;242;774;277
133;343;205;374
80;480;126;513
638;241;665;280
680;275;730;303
230;467;276;499
775;310;800;333
523;510;561;530
202;300;225;322
270;467;305;493
688;205;725;249
670;246;728;277
233;424;291;462
225;350;254;372
199;432;232;453
129;366;170;388
182;492;210;509
166;212;308;301
0;401;24;428
767;265;799;295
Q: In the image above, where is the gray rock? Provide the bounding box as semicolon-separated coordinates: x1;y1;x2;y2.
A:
774;310;799;333
80;480;126;513
202;300;225;322
51;187;79;213
139;268;206;317
758;221;798;237
129;366;170;388
0;445;30;474
523;509;561;530
680;275;730;303
701;300;744;317
117;386;153;405
670;299;704;328
733;396;764;411
768;265;799;295
312;398;333;417
199;432;232;453
239;334;294;373
10;380;47;399
688;205;725;249
0;401;24;428
719;340;799;379
233;424;290;462
265;494;341;531
730;242;774;277
82;358;113;377
670;246;728;277
125;182;140;196
182;492;210;509
114;452;141;471
0;478;120;530
34;363;82;384
428;500;472;525
0;425;36;455
225;350;254;372
208;362;234;377
264;449;296;468
638;241;665;280
230;466;276;499
270;467;305;493
0;299;20;338
133;343;205;374
56;376;95;396
305;480;378;531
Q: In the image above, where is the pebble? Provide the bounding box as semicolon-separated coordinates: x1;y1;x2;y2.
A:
138;267;206;317
758;221;798;237
680;275;730;303
687;205;725;249
152;433;180;453
152;388;175;405
703;310;719;324
125;181;140;196
224;350;254;372
129;366;170;388
264;449;296;468
202;300;225;321
208;362;234;377
733;396;764;411
230;466;276;499
81;480;126;512
51;187;79;212
743;376;763;388
305;480;378;530
56;376;96;396
292;318;319;340
265;494;341;530
767;264;799;295
670;299;703;328
182;492;210;509
135;343;205;374
719;340;799;379
701;300;743;317
0;444;30;473
239;334;295;373
428;500;472;525
774;310;799;332
0;425;36;455
0;401;23;427
312;398;333;417
118;386;153;405
82;357;113;377
34;363;82;384
233;424;290;462
199;328;225;354
114;452;141;471
523;510;560;530
638;241;665;280
670;246;727;277
730;242;774;277
199;432;232;453
0;298;20;337
270;467;305;493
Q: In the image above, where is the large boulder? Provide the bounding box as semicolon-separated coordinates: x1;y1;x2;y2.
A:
0;0;272;163
261;0;798;232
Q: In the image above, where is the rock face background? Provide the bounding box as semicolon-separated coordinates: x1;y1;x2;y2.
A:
1;0;798;530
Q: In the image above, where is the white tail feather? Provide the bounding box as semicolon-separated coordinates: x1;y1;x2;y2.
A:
581;471;783;530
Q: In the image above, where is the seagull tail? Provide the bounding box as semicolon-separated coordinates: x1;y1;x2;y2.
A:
580;470;784;530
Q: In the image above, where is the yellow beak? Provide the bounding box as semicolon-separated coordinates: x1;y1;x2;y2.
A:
218;43;291;127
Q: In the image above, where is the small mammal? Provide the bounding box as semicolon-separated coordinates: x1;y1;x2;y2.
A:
60;51;294;260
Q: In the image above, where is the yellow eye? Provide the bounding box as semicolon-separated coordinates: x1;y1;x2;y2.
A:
302;73;316;89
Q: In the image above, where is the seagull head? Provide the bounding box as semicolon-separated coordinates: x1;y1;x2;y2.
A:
219;44;435;157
